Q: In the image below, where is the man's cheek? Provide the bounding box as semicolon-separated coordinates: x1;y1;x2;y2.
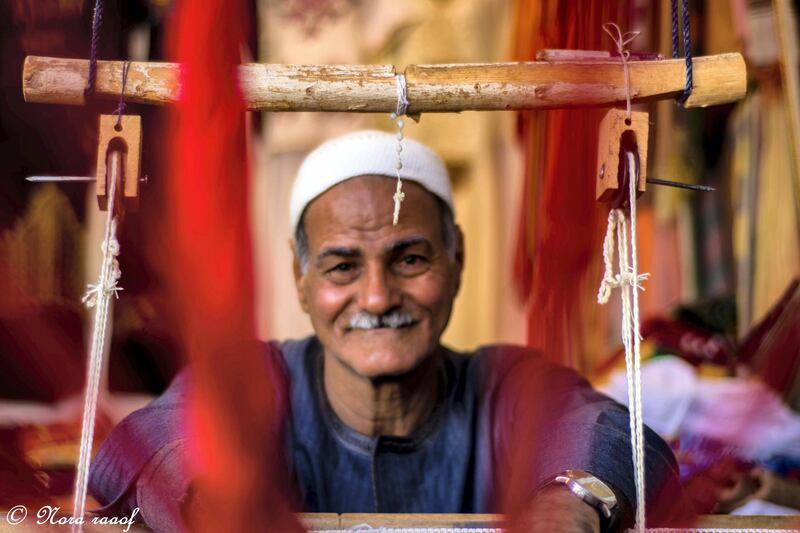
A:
312;286;352;324
407;274;450;309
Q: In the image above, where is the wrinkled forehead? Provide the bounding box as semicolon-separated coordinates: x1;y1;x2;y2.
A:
301;175;444;245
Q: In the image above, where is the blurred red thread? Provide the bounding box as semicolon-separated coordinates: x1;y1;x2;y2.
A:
166;1;303;530
513;0;628;369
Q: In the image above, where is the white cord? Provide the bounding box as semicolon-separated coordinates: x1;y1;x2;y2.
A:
72;165;123;531
597;149;649;533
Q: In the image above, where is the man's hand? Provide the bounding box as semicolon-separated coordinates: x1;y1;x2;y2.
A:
511;485;602;533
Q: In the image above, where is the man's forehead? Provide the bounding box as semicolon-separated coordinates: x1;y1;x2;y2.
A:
302;176;442;243
306;175;438;222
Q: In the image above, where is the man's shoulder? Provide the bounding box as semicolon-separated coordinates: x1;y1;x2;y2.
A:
462;343;589;393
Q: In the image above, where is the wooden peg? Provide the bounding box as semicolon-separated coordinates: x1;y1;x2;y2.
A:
95;114;142;212
596;108;648;204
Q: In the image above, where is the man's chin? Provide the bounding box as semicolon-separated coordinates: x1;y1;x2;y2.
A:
338;333;429;378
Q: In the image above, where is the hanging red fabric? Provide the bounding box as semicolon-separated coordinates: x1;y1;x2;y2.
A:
167;1;304;530
512;1;632;371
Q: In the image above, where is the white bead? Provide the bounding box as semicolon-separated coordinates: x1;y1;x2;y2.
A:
397;132;404;140
396;145;403;153
397;119;404;128
396;162;403;170
390;112;397;120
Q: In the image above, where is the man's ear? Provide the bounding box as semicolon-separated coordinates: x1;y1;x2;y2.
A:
290;238;310;314
452;225;465;293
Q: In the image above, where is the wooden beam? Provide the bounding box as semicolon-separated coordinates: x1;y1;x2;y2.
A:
22;53;746;112
773;0;800;230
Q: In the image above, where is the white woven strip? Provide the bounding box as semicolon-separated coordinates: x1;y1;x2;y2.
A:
647;529;797;533
313;529;503;533
311;526;800;533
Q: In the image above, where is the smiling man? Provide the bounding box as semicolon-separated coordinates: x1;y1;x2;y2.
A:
89;130;688;532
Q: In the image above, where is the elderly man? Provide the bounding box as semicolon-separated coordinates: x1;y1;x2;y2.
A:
89;130;686;532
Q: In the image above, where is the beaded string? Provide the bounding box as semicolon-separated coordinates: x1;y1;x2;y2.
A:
391;73;409;225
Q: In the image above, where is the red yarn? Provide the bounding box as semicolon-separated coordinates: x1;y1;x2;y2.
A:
167;2;304;530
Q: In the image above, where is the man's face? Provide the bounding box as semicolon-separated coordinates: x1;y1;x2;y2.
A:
293;175;463;379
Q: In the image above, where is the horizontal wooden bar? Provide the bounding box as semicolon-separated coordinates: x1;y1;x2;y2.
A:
22;53;746;112
297;513;800;530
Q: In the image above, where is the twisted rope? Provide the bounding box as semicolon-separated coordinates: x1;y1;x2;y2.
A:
85;0;104;95
670;0;694;103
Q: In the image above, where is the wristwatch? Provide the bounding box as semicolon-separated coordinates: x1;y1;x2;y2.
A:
544;469;620;531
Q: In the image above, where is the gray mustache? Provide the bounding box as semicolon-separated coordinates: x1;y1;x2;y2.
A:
349;310;417;330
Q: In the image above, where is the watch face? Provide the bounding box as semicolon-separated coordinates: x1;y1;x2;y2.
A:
566;470;618;509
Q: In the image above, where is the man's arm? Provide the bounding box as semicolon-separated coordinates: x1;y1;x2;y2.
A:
89;371;191;530
518;485;601;533
89;340;293;531
483;345;692;532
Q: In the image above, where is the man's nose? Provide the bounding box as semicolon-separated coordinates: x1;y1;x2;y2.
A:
357;263;398;314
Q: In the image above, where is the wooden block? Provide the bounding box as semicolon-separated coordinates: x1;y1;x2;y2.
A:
95;114;142;212
596;108;648;204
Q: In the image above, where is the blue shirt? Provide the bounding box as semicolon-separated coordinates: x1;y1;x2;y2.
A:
89;337;686;530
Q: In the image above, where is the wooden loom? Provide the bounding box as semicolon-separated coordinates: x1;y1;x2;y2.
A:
22;51;746;209
21;44;756;532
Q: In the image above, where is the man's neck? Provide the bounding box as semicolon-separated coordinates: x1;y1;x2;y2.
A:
322;351;442;438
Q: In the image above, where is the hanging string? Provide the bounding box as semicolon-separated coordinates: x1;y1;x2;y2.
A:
598;21;650;533
85;0;104;95
390;73;409;225
113;61;131;130
670;0;694;103
603;23;640;121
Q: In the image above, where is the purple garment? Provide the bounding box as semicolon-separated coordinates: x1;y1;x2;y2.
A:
89;337;686;531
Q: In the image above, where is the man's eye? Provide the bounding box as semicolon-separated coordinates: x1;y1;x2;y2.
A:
395;254;429;275
324;262;359;283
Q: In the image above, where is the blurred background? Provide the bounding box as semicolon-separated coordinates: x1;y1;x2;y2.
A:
1;0;799;519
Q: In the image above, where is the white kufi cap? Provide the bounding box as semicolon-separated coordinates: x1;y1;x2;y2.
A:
289;130;453;232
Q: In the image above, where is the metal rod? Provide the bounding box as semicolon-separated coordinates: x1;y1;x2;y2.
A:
26;175;95;182
26;175;148;184
646;177;715;192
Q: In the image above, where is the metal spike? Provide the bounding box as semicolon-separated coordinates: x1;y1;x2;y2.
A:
646;177;715;192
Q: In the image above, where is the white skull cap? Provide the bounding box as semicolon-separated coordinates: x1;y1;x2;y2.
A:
289;129;453;233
